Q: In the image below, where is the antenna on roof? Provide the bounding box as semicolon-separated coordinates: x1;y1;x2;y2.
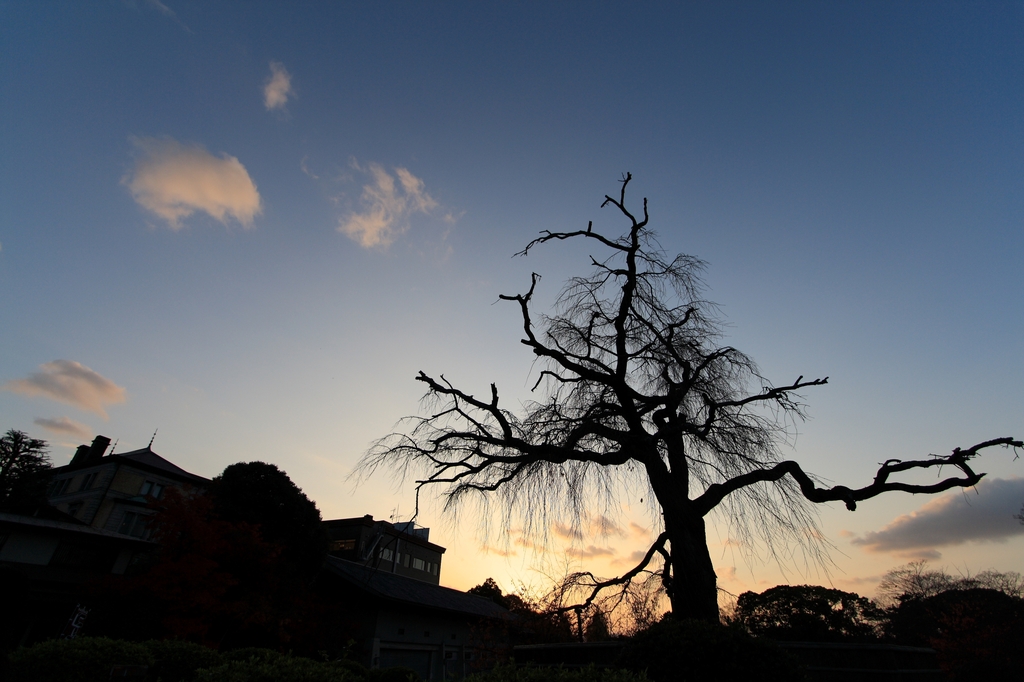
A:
148;429;158;449
108;439;118;455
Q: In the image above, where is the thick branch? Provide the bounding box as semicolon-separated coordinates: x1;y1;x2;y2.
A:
694;437;1021;514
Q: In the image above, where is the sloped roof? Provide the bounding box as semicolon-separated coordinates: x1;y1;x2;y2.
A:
323;556;510;620
115;447;209;483
0;511;154;546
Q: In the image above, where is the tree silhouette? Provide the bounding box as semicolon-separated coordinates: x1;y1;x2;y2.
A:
0;429;51;511
362;174;1021;622
732;585;882;642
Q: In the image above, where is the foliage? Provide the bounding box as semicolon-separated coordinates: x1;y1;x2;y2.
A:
885;588;1024;681
6;637;152;682
361;175;1020;622
91;471;333;651
732;584;883;642
876;560;1023;607
212;461;328;576
145;639;223;681
616;617;803;682
468;578;576;645
90;486;283;645
0;429;51;510
467;663;648;682
193;655;359;682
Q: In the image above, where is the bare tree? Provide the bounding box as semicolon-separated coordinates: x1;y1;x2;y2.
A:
361;174;1021;622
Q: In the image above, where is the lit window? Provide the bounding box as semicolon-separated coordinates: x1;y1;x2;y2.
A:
331;539;356;552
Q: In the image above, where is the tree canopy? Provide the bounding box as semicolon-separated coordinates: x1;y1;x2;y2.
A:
362;175;1021;622
0;429;52;511
732;584;882;642
212;461;328;576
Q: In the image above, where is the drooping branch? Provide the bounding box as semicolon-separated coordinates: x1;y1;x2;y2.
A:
695;437;1023;515
556;531;670;615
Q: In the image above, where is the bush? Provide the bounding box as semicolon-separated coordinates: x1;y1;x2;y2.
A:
220;647;286;664
194;655;357;682
617;617;804;682
145;639;223;681
6;637;153;682
368;665;420;682
467;662;648;682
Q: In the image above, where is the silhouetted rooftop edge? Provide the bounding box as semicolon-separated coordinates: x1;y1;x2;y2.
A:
323;556;510;619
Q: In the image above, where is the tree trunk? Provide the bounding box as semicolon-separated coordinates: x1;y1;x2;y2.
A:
663;505;720;623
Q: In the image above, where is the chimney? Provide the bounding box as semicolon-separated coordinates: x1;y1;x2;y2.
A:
70;445;91;465
85;436;111;464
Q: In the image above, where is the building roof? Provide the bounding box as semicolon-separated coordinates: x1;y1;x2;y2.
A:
324;515;446;553
116;447;208;482
54;446;209;485
0;511;154;546
323;556;510;620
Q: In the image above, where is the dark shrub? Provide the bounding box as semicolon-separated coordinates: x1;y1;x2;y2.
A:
6;637;153;682
194;655;357;682
887;588;1024;681
369;665;420;682
617;617;803;682
221;647;287;664
466;662;648;682
145;639;223;681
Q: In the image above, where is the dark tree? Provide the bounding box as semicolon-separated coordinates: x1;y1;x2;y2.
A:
362;174;1021;622
212;461;328;576
732;585;882;642
0;429;51;510
885;588;1024;680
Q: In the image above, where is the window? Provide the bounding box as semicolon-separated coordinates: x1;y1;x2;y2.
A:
412;557;425;571
403;553;410;568
139;481;164;499
78;472;97;491
432;563;439;575
50;478;71;497
66;502;83;518
445;652;456;660
118;511;148;538
379;547;394;561
331;539;356;552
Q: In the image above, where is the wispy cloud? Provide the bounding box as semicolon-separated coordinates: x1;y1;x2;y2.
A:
34;416;92;440
338;163;438;248
851;478;1024;559
629;522;651;538
124;0;192;32
481;543;517;558
4;360;126;419
591;515;627;538
567;545;615;559
264;61;293;111
123;137;261;229
553;521;584;541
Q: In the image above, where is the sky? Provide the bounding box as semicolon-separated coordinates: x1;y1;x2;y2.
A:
2;1;1022;603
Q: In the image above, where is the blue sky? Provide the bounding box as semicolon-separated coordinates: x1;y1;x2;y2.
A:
2;1;1022;598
